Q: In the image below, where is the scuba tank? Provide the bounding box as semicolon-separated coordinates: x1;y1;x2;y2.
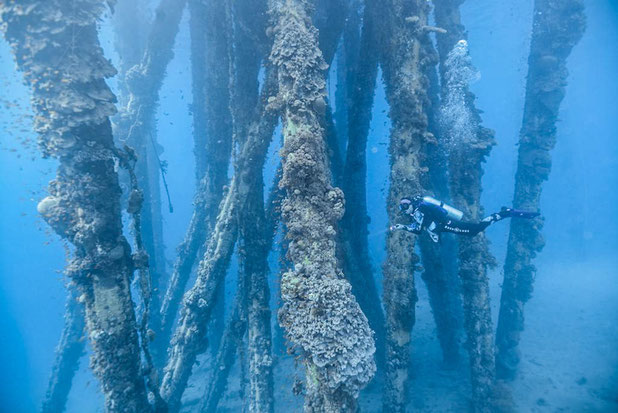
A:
422;196;464;221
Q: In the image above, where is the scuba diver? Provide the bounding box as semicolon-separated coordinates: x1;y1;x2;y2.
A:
390;195;539;243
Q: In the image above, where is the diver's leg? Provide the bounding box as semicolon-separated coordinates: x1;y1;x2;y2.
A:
441;208;540;238
496;207;540;219
479;207;540;224
441;220;490;237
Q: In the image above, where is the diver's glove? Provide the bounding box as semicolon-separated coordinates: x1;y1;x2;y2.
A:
426;228;440;243
390;223;420;233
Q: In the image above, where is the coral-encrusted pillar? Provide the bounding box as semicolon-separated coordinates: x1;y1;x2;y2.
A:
1;1;150;411
379;0;435;410
268;0;376;411
496;0;586;380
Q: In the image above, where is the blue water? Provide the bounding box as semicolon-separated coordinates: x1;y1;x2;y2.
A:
1;0;617;411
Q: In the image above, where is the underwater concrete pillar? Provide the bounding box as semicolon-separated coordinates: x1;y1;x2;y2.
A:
238;175;275;413
113;0;188;360
198;280;247;413
199;171;281;413
314;2;387;351
159;68;280;412
159;0;235;357
378;0;435;410
42;287;86;413
340;0;387;370
496;0;586;380
0;1;151;410
229;1;274;409
417;0;468;368
441;39;502;412
268;0;376;411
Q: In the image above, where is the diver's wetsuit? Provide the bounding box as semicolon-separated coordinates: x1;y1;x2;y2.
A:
394;199;539;242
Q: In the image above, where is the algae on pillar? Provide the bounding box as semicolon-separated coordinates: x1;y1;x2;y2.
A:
230;1;274;409
115;0;188;350
0;1;150;410
419;0;469;369
198;280;247;413
379;0;435;410
159;68;280;412
159;0;236;351
41;289;85;413
496;0;586;380
237;175;274;413
199;172;279;413
441;39;500;412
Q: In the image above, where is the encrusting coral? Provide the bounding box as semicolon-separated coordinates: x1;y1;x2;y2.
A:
1;1;151;411
268;0;376;411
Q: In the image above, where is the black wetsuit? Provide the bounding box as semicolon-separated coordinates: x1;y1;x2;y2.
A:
397;201;538;241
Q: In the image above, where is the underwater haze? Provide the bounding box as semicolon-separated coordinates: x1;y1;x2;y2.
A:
0;0;616;412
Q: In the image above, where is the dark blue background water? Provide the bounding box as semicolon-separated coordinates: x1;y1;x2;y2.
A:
1;0;616;411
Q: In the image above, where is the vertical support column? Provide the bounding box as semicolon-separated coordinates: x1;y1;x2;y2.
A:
496;0;586;380
268;0;376;411
1;2;151;410
379;0;435;410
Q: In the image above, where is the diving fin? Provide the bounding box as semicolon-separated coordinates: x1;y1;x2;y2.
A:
500;207;540;219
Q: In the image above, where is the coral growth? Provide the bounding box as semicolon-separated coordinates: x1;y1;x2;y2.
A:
269;0;376;411
1;1;150;411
